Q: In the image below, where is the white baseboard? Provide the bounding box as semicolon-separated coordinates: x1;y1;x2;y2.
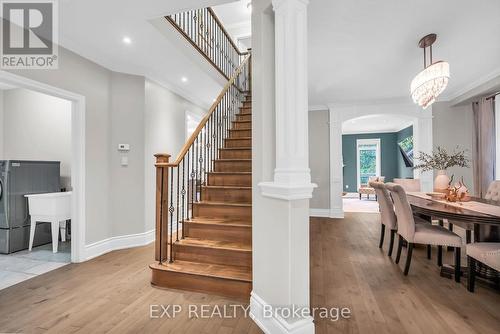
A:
84;229;155;261
310;208;344;218
250;291;315;334
329;208;344;218
309;208;330;217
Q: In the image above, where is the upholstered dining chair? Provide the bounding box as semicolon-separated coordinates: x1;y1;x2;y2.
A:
484;180;500;201
467;243;500;292
370;181;397;256
385;183;463;281
393;178;421;192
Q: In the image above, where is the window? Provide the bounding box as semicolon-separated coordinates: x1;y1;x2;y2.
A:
356;138;381;188
185;111;203;139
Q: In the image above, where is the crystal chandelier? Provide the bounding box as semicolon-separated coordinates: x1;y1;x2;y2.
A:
410;34;450;109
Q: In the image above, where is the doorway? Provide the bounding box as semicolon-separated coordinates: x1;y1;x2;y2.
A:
0;71;86;269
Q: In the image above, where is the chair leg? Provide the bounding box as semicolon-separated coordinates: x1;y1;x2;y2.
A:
437;245;443;266
467;256;476;292
395;235;404;264
454;247;461;283
379;224;385;248
427;245;431;259
404;243;414;275
29;217;37;251
359;193;361;200
447;223;454;251
466;230;472;244
388;230;395;257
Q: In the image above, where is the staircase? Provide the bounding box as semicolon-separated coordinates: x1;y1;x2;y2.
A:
150;85;252;299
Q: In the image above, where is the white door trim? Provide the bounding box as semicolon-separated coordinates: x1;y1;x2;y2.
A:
356;138;381;190
0;70;86;263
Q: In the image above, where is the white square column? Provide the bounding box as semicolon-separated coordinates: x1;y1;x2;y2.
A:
253;0;315;333
259;0;316;199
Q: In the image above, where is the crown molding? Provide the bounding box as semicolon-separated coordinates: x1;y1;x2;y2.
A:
444;66;500;102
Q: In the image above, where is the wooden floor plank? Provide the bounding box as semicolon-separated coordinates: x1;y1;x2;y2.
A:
310;213;500;334
0;212;499;333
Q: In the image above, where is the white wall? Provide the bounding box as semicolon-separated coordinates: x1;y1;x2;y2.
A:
5;46;202;249
2;88;72;189
109;72;146;237
432;101;475;194
309;110;329;209
144;79;205;233
7;47;114;243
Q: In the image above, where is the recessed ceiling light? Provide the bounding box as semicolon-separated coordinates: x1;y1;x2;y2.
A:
122;36;132;44
181;76;188;83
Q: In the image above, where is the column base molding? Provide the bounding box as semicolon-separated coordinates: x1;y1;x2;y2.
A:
258;181;317;200
250;291;315;334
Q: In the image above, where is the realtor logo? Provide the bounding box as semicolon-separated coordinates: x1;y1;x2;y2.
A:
0;0;58;69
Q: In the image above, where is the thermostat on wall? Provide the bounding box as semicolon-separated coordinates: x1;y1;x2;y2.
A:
118;144;130;151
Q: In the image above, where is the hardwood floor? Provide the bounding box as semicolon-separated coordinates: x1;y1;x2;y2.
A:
0;245;261;334
1;212;499;333
311;213;500;334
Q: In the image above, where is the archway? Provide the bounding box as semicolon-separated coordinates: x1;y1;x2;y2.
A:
327;102;433;218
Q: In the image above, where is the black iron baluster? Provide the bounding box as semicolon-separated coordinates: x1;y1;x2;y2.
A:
194;136;198;202
190;146;195;216
176;166;180;242
158;167;164;265
204;123;208;187
169;167;174;263
181;159;186;239
211;113;215;172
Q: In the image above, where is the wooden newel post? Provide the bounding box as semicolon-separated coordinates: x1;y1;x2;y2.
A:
154;153;171;262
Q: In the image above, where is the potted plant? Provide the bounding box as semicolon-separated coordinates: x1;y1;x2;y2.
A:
414;146;470;193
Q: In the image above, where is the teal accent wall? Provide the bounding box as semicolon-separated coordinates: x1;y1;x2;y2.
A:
342;125;414;191
396;126;414;179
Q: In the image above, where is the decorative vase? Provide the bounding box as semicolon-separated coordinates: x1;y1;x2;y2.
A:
434;169;450;193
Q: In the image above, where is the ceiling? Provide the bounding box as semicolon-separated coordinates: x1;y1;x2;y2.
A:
212;0;252;50
57;0;234;108
53;0;500;109
308;0;500;106
342;114;413;135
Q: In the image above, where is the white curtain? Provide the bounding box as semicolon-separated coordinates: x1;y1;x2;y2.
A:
472;97;496;197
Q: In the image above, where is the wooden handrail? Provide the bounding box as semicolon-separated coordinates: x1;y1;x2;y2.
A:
156;54;251;168
206;8;247;56
166;7;248;81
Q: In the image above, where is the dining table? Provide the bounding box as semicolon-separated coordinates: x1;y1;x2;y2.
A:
406;192;500;284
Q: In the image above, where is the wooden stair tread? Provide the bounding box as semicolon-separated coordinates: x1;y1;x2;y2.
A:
203;185;251;189
232;120;251;123
195;201;251;207
177;237;252;252
215;158;251;161
209;171;251;174
225;137;252;140
185;218;251;227
219;147;251;150
150;261;251;282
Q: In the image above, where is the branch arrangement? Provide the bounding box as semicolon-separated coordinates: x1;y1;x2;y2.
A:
413;146;470;172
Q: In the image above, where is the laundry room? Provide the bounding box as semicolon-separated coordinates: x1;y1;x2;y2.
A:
0;82;72;290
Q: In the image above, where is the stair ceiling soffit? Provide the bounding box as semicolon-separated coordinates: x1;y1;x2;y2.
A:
58;0;235;107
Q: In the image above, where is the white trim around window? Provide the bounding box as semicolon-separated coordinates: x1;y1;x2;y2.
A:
356;138;381;190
